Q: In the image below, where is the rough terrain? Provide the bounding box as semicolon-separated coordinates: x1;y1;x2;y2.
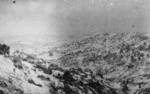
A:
0;32;150;94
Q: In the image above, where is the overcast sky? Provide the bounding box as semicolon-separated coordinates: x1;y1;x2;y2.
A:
0;0;150;37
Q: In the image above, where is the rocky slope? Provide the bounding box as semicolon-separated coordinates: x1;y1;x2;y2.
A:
57;32;150;94
0;32;150;94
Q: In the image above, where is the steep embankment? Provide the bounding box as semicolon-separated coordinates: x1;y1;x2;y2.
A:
0;55;51;94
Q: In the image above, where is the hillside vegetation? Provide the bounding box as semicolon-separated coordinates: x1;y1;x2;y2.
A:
57;32;150;94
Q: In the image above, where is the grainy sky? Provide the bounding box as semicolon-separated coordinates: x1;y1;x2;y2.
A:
0;0;150;37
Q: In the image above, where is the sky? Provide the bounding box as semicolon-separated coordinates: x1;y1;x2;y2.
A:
0;0;150;37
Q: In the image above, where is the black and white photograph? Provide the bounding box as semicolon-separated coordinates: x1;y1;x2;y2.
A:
0;0;150;94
